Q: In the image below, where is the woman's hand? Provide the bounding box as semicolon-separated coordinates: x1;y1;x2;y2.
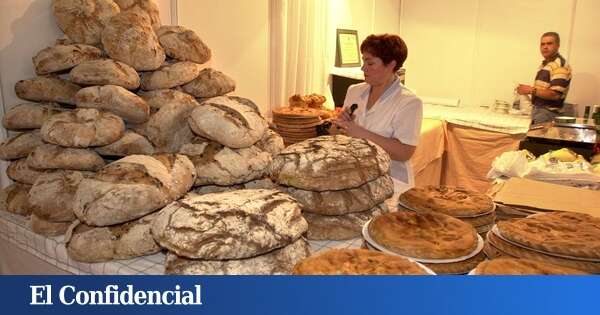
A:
333;120;367;138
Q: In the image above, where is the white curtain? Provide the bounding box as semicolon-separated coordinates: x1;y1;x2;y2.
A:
269;0;336;115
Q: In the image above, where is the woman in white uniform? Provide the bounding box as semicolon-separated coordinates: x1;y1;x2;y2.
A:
334;34;423;196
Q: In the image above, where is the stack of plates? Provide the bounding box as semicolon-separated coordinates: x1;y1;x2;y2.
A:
484;212;600;273
272;107;321;145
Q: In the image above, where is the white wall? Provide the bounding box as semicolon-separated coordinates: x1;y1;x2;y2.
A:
400;0;600;109
177;0;270;115
333;0;401;44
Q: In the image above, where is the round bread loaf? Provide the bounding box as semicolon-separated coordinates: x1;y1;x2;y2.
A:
255;129;285;157
2;103;69;131
140;61;204;90
165;238;310;275
30;170;93;222
6;158;46;185
33;44;102;75
0;130;44;160
75;85;150;123
30;214;71;237
182;68;235;98
74;154;196;226
156;25;211;64
70;59;140;90
0;182;34;216
52;0;120;45
189;178;276;196
15;76;81;105
27;143;105;171
41;108;125;148
151;189;308;260
101;8;165;71
114;0;161;29
188;96;267;148
270;135;391;191
304;203;389;240
95;130;155;157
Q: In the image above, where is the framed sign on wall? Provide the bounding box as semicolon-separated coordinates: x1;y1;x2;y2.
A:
335;29;361;67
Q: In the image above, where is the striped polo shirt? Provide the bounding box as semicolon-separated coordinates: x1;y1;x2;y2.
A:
533;53;571;111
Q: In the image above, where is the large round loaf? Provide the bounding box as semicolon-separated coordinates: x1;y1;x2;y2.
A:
270;135;391;191
188;96;267;148
165;238;311;275
114;0;161;30
30;214;71;237
0;182;34;216
156;25;211;64
101;8;165;71
0;130;44;160
180;139;271;186
151;189;308;260
66;213;161;262
304;203;389;240
15;76;81;105
41;108;125;148
29;170;93;222
27;143;105;171
181;68;235;98
75;85;150;123
284;175;394;215
2;103;69;131
33;44;103;75
73;154;196;226
189;178;276;196
140;61;204;90
70;59;140;90
95;130;155;157
7;158;46;185
255;129;285;157
52;0;120;45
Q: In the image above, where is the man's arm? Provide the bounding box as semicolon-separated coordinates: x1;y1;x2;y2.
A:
517;84;562;101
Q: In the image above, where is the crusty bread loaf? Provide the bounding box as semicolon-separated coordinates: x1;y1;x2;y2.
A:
95;130;155;157
255;129;285;157
165;238;311;275
70;59;140;90
156;25;211;64
304;203;389;240
189;178;276;196
27;143;105;171
73;154;196;226
114;0;161;30
0;182;34;216
0;130;44;160
41;108;125;148
66;213;161;263
30;214;71;237
188;96;267;148
15;76;81;105
138;88;194;111
140;61;205;90
52;0;120;45
182;68;235;98
151;189;308;260
30;170;94;222
2;103;69;131
101;8;165;71
75;85;150;123
6;158;46;185
33;44;103;75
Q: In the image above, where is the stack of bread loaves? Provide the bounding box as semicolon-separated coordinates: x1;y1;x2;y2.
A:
152;189;310;275
269;135;394;240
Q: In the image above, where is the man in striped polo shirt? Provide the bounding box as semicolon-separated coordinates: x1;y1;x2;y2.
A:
517;32;571;124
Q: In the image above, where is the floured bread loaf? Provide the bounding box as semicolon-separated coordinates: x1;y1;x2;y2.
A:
33;44;102;75
189;178;276;196
157;25;211;64
74;154;196;226
284;175;394;215
304;203;389;240
7;158;46;185
30;170;93;222
255;129;285;157
293;249;429;275
114;0;161;30
15;76;81;105
101;8;165;71
180;138;271;186
188;96;267;148
70;59;140;90
141;90;199;152
138;88;196;111
67;213;161;262
30;214;71;237
270;135;391;191
52;0;120;45
474;257;587;275
95;130;155;156
0;182;34;216
41;108;125;148
140;61;204;90
27;143;105;171
0;130;44;160
2;103;69;131
165;238;311;275
75;85;150;123
182;68;235;98
151;189;308;260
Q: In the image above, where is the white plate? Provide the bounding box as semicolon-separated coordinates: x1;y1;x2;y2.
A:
396;200;496;218
363;241;437;275
362;220;484;264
